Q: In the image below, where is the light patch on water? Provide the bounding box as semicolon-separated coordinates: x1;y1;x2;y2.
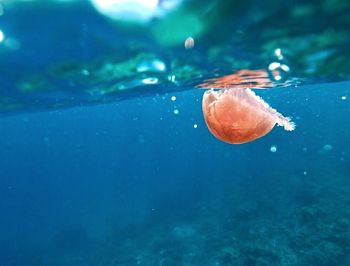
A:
4;37;21;50
171;96;176;101
173;109;179;115
142;77;158;85
341;96;347;100
193;124;198;128
323;144;333;151
0;30;4;43
90;0;159;23
81;69;90;76
168;74;176;83
137;59;166;73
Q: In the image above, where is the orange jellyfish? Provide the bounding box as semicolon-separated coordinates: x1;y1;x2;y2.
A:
198;70;295;144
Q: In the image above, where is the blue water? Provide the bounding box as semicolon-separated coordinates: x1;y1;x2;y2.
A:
1;1;350;265
0;80;350;265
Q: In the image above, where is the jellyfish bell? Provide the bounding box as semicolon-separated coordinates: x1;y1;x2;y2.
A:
202;88;295;144
199;69;295;144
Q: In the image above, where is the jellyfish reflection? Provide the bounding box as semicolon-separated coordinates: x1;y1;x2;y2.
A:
198;69;274;90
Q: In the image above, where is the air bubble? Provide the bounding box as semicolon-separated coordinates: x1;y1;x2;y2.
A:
268;62;290;82
173;109;179;115
268;48;290;82
270;145;277;152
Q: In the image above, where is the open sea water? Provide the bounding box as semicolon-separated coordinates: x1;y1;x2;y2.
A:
0;1;350;265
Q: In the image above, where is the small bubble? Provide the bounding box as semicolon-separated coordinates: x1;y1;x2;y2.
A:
270;145;277;152
303;171;307;175
173;109;179;115
341;96;347;100
171;96;176;101
193;124;198;128
184;37;195;49
274;48;283;60
168;75;176;83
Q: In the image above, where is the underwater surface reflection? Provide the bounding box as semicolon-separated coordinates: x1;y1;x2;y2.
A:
0;0;350;114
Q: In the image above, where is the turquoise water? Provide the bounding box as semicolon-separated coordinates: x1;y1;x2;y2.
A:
0;1;350;265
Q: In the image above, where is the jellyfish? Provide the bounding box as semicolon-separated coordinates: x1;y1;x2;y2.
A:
198;69;295;144
202;88;295;144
